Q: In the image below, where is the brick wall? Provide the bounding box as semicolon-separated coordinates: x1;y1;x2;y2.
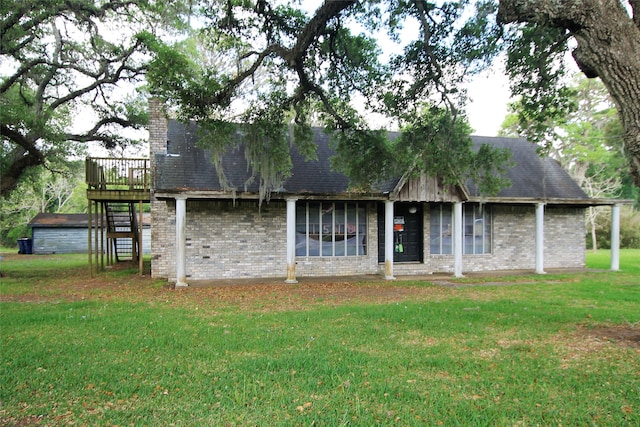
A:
147;98;587;280
426;204;586;274
152;200;384;281
151;199;586;281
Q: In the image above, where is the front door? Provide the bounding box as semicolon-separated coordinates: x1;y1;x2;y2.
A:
377;202;423;263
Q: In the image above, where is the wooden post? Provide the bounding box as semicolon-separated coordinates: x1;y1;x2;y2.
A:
88;199;93;276
139;200;143;274
100;202;105;271
94;201;99;272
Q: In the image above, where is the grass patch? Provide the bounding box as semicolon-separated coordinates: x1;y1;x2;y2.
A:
1;250;639;425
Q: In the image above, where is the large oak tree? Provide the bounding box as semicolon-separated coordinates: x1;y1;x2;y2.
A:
148;0;640;198
147;0;512;200
4;1;639;199
0;0;183;197
498;0;640;188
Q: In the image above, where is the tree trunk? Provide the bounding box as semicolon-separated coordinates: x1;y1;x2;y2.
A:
498;0;640;188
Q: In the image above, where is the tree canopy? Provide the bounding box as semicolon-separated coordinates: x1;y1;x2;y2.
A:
3;0;639;200
146;0;512;199
146;0;640;199
0;0;185;197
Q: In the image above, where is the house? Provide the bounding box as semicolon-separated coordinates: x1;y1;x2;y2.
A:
29;213;150;256
147;99;628;286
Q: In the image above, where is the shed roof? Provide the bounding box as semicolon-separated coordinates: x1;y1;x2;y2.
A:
29;213;150;228
155;120;592;203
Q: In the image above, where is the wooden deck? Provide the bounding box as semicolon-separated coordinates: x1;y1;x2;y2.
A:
85;157;150;202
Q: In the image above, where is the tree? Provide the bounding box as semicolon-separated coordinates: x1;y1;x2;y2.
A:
146;0;512;201
498;0;640;188
0;161;86;247
0;0;183;197
147;0;640;201
501;74;636;250
5;1;639;202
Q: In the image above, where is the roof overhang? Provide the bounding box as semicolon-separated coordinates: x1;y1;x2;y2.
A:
154;190;633;207
465;196;634;207
153;190;389;201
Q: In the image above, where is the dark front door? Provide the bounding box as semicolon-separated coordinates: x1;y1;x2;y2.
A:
377;203;423;263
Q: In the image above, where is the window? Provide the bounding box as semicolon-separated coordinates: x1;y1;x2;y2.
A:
296;202;367;256
429;204;492;255
464;204;492;254
430;205;453;255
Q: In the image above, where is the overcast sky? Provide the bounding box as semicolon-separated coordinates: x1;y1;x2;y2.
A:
465;64;511;136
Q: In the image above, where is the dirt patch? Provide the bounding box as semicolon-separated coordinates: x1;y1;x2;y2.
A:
578;325;640;349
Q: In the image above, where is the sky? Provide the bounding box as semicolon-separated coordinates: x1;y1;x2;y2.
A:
465;65;512;136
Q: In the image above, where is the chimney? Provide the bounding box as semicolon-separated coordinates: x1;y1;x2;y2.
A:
148;97;168;160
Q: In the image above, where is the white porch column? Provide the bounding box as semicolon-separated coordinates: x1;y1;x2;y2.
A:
285;198;298;283
611;204;621;271
453;201;464;278
175;196;188;287
384;200;395;280
535;202;546;274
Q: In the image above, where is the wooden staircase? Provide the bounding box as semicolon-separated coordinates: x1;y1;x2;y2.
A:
85;157;150;274
105;202;140;262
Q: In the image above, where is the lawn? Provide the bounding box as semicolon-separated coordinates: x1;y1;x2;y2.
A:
1;250;639;426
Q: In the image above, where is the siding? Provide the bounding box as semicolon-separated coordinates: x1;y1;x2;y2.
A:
32;227;151;255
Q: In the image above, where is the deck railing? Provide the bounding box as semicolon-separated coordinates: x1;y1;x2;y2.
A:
86;157;150;191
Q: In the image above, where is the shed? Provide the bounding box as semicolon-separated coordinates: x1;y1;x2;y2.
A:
28;213;151;255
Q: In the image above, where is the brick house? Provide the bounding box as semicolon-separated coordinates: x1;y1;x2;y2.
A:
148;100;626;286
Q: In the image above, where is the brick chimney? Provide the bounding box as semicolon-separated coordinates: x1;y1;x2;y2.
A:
148;97;167;161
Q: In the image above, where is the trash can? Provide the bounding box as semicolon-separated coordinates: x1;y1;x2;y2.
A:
18;238;33;254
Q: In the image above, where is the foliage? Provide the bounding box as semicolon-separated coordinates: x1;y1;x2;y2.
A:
4;0;640;202
146;0;509;200
0;0;187;196
501;75;635;203
1;251;639;425
586;206;640;250
0;161;87;247
502;23;577;149
497;0;640;188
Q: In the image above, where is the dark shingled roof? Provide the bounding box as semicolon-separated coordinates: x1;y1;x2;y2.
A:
466;136;588;200
155;120;588;201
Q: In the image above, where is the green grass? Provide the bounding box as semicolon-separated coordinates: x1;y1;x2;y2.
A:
1;250;639;426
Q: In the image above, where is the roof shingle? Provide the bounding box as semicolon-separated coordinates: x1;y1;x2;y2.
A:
155;120;588;201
